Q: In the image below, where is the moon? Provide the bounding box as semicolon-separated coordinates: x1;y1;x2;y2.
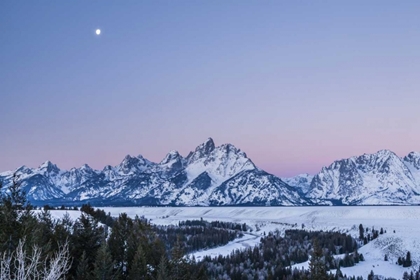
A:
96;29;101;35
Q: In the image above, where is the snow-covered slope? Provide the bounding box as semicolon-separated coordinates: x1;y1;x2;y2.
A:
307;150;420;205
101;205;420;279
209;169;310;206
0;138;299;206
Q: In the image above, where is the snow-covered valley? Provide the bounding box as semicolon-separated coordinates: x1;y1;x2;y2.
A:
99;206;420;279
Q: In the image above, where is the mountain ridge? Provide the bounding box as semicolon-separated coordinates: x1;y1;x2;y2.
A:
1;139;420;206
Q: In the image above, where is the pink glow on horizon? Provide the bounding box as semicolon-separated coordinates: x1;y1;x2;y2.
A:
4;136;417;178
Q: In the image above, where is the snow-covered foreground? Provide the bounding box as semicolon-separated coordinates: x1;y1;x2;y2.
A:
33;209;82;221
100;206;420;279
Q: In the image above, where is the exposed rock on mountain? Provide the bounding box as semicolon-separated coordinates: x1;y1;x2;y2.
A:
306;150;420;205
1;140;420;206
0;138;301;206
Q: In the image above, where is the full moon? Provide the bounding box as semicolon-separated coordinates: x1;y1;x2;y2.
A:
96;29;101;35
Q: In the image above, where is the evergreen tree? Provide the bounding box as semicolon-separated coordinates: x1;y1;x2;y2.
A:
108;213;133;277
32;208;55;254
157;255;169;280
398;256;403;265
309;238;329;280
126;215;151;274
70;213;103;277
76;251;92;280
358;224;364;240
404;251;412;267
0;174;35;249
367;270;375;280
128;243;148;280
93;241;119;280
171;235;191;280
193;264;208;280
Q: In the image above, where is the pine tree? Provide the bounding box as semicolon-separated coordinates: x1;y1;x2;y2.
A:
398;256;403;265
128;243;148;280
157;255;170;280
0;174;35;248
108;213;133;276
76;251;92;280
404;251;412;267
358;224;364;240
70;213;103;277
309;238;329;280
93;241;119;280
31;208;55;254
367;270;375;280
171;235;191;280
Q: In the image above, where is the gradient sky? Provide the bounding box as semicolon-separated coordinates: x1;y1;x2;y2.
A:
1;1;420;177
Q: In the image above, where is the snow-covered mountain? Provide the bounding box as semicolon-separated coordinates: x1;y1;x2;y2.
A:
281;173;313;194
0;138;306;206
1;140;420;206
306;150;420;205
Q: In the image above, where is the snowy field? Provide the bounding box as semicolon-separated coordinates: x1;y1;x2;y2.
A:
33;209;83;221
98;206;420;279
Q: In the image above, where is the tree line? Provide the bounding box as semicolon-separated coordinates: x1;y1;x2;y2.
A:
1;175;418;280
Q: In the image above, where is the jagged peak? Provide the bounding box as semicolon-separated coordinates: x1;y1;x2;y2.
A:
115;153;152;175
103;165;113;171
216;143;250;160
196;138;215;153
321;149;404;172
374;149;398;158
135;154;147;160
39;160;60;172
187;138;216;163
118;155;138;169
357;150;403;167
120;154;151;165
122;154;134;161
404;151;420;169
405;151;420;159
40;160;52;167
160;150;182;165
120;154;145;164
80;164;93;171
16;165;30;172
219;143;239;152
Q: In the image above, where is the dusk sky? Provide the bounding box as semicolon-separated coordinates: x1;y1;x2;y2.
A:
1;1;419;177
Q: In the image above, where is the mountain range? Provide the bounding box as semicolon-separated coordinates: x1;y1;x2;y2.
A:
1;138;420;206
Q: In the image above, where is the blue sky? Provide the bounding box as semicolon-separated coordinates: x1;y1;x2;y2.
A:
1;1;420;176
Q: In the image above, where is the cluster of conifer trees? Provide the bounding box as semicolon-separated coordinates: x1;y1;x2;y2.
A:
398;251;413;268
201;229;364;279
155;223;241;254
358;224;384;245
0;178;208;279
